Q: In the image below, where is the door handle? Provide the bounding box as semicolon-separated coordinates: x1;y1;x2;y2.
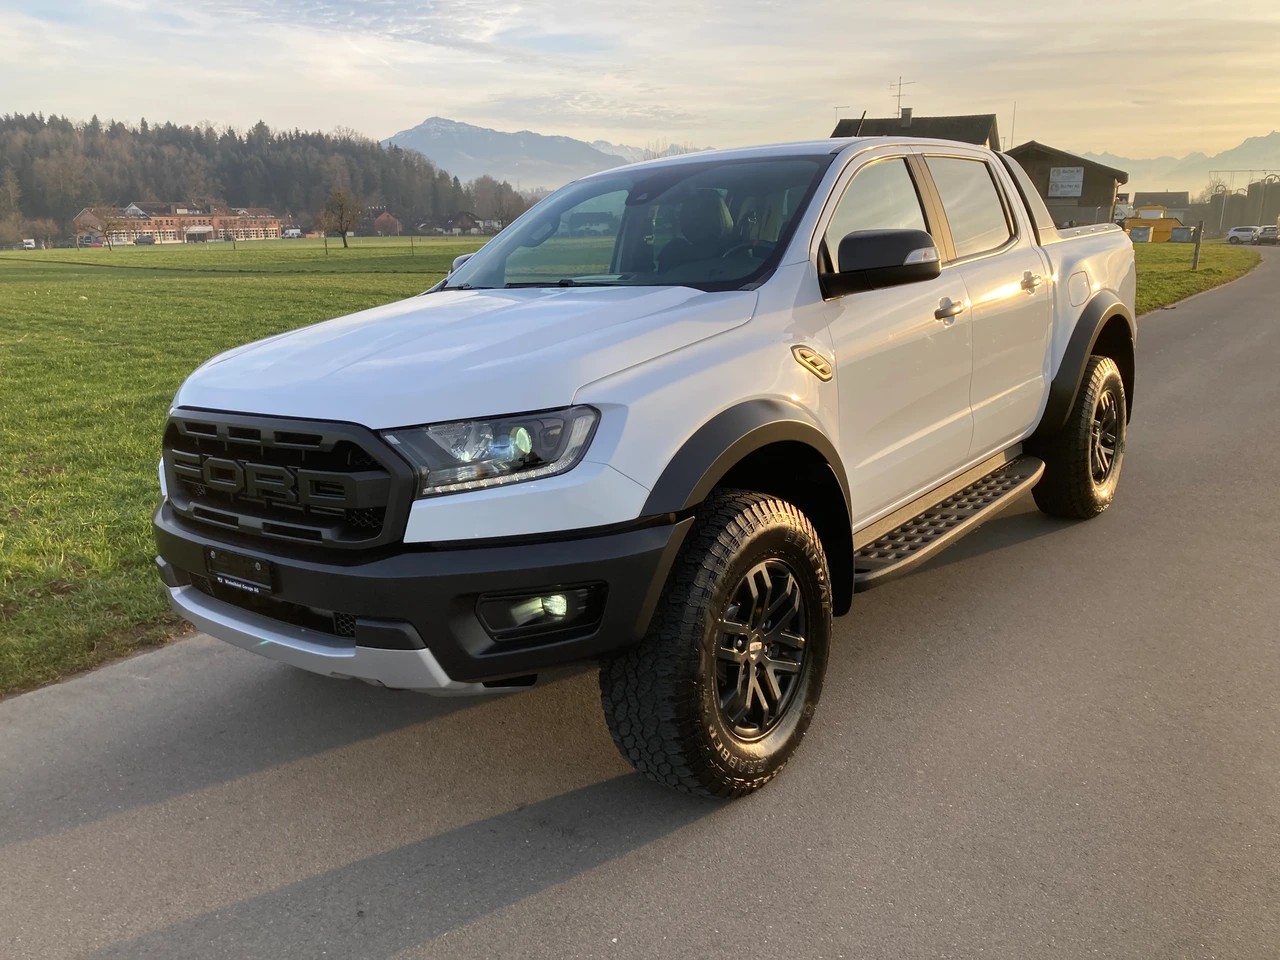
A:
1021;271;1043;293
934;297;966;322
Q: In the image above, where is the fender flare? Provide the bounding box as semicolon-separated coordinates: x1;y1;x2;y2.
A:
1033;292;1136;439
641;398;850;516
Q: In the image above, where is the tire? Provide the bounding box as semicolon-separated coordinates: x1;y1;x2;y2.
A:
599;490;831;798
1031;355;1127;519
1229;236;1240;244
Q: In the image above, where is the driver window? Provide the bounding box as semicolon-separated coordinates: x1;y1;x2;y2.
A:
504;190;627;284
824;159;929;268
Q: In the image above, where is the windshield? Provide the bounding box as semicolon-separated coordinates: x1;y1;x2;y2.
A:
442;154;832;293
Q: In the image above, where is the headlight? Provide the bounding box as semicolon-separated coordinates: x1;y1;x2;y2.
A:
382;406;599;497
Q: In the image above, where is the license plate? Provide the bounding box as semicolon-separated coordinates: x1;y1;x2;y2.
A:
205;547;274;596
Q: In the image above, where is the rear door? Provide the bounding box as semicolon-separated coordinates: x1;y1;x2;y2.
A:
919;152;1053;458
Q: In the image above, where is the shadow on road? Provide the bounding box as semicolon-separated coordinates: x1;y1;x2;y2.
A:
88;775;713;960
0;652;583;847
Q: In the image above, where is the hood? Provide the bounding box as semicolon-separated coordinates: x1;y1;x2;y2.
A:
176;286;757;428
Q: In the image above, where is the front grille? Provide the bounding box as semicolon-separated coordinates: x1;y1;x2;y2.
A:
163;410;414;551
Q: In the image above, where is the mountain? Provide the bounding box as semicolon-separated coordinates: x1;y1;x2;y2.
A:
1081;132;1280;195
383;117;708;189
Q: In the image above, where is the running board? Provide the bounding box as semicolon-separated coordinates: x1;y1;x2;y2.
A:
852;456;1045;590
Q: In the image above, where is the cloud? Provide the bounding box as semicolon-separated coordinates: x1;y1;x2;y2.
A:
1;0;1278;159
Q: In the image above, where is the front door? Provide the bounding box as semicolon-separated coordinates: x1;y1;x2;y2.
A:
821;156;974;524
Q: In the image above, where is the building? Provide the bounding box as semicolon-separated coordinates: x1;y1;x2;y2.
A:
73;202;282;244
831;110;1001;149
1132;192;1190;222
372;212;402;236
1004;141;1128;225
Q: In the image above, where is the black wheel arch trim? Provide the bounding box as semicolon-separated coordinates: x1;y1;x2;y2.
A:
1033;292;1136;439
641;398;851;517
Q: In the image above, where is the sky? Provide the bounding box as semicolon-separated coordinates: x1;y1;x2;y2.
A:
2;0;1278;160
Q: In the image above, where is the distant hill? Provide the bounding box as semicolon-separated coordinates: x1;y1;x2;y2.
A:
1081;132;1280;195
383;117;707;189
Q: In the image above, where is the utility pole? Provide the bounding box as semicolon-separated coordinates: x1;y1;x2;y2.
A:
889;77;916;117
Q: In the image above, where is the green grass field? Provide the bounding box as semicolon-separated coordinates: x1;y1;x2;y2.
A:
0;236;1261;696
0;237;486;695
1132;241;1258;315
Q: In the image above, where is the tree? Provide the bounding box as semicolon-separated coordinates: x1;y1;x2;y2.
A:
321;188;361;248
1194;177;1227;205
0;167;20;220
23;217;58;248
0;167;21;242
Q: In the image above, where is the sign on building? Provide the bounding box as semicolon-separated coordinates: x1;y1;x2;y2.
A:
1048;166;1085;198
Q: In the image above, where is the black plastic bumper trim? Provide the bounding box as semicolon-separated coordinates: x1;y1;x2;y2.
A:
155;504;692;683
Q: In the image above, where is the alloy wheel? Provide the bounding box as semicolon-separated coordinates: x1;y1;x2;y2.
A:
713;559;808;740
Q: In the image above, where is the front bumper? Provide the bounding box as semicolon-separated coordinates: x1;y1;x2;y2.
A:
155;503;691;692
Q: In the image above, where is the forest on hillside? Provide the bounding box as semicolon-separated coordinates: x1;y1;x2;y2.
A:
0;113;531;241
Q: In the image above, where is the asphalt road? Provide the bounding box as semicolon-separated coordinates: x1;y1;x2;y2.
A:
3;248;1278;960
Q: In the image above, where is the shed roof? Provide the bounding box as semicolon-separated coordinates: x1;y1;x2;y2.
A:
1006;140;1129;184
831;113;1000;146
1133;191;1190;207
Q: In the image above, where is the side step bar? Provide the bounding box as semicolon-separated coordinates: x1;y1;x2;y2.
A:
853;456;1045;590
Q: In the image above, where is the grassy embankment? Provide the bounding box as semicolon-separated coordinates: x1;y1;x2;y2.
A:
0;237;485;695
0;238;1261;695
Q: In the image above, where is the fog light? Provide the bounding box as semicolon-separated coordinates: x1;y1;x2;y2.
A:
476;584;606;643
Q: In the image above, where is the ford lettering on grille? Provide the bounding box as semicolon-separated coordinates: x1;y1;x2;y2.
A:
162;412;412;550
169;451;358;509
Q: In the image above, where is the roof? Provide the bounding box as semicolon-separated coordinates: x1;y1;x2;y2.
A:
831;113;1000;146
1006;140;1129;184
73;206;124;223
1133;191;1190;207
127;201;177;214
184;225;215;234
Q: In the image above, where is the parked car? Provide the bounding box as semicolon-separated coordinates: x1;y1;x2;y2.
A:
134;235;156;245
1254;225;1278;245
1227;226;1260;244
21;238;36;250
155;137;1137;797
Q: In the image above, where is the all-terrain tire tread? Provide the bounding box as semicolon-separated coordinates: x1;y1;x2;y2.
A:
599;490;828;799
1031;355;1125;519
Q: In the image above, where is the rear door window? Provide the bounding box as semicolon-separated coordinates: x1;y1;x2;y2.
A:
925;156;1013;260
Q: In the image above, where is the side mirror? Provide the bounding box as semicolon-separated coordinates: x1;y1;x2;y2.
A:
449;253;473;274
820;229;941;297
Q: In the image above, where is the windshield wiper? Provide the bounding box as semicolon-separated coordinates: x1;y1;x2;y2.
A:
438;282;493;291
504;279;618;288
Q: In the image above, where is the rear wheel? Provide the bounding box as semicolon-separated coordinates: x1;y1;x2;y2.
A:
1031;355;1127;519
599;490;831;798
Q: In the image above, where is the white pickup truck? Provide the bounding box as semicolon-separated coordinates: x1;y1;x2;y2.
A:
155;137;1135;797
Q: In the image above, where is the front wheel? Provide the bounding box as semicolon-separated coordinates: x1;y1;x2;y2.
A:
599;490;831;798
1031;355;1127;519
